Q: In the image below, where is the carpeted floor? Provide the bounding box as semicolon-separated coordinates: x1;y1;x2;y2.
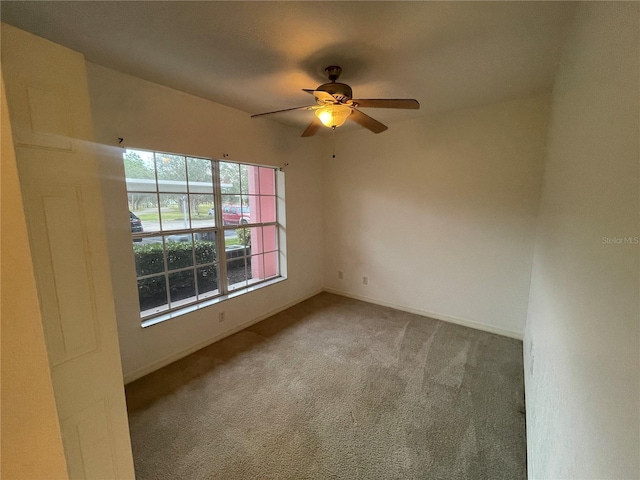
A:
126;292;526;479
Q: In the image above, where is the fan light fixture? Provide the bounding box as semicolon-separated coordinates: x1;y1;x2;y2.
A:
315;104;352;128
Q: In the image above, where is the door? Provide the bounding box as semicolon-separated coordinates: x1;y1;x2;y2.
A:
1;24;136;479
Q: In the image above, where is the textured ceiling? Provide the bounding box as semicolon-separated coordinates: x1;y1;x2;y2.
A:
1;1;576;133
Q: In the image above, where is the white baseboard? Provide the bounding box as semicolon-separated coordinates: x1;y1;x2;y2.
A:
123;288;324;384
323;288;524;341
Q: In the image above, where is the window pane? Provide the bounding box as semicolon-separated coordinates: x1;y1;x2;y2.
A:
223;228;236;249
187;157;213;193
263;225;277;252
221;194;241;207
260;196;276;223
130;210;144;239
259;167;276;195
246;196;260;223
159;194;190;231
165;234;193;271
124;149;156;192
138;275;168;315
246;164;260;195
240;164;250;194
248;254;264;283
241;200;251;225
197;266;218;298
264;251;278;278
194;235;217;265
221;196;248;225
133;238;165;276
156;153;187;192
129;198;160;234
190;194;215;228
235;227;252;251
168;270;196;304
226;252;247;290
220;162;240;194
226;243;248;261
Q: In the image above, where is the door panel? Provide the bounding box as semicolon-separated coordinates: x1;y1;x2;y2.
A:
60;400;118;479
27;186;99;365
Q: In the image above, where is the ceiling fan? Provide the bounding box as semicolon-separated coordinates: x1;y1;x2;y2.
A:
251;66;420;137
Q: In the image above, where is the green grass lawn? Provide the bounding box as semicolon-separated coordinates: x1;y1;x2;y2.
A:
136;205;212;221
225;238;240;247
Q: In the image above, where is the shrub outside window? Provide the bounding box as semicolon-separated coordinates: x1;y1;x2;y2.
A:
124;149;282;320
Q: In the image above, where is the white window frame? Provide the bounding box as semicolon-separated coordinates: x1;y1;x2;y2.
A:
124;148;285;325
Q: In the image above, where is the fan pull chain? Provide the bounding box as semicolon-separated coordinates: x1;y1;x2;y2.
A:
332;126;336;158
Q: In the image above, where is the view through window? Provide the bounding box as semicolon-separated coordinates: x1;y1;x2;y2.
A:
124;149;282;320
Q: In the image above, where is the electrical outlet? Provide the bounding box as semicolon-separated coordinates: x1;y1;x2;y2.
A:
219;311;226;322
363;276;369;285
338;270;344;279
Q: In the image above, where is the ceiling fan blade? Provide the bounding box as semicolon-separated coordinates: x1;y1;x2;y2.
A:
301;117;322;137
302;89;315;94
351;99;420;109
251;105;316;118
348;108;388;134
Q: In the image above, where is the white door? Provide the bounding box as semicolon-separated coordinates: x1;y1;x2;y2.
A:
1;24;136;479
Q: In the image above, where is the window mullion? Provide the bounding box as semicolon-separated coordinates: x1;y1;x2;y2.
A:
212;160;228;295
153;152;162;235
161;236;172;310
185;159;199;300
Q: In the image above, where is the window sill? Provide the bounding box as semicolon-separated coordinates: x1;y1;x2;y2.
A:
140;276;287;328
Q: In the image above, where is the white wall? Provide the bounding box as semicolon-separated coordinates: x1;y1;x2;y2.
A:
86;64;325;382
524;3;639;479
323;96;550;338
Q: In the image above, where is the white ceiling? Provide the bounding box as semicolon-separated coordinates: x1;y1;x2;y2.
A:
1;1;576;133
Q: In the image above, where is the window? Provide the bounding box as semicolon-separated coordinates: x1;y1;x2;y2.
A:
124;148;283;322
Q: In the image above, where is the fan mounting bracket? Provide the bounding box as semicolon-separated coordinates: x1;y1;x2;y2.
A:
325;65;342;82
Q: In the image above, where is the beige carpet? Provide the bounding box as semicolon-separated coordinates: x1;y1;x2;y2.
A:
126;292;526;479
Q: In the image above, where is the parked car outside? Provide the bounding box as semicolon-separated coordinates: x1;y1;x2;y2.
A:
222;205;250;225
130;211;143;241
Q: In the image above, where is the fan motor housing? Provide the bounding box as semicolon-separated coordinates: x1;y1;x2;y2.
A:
316;82;353;103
